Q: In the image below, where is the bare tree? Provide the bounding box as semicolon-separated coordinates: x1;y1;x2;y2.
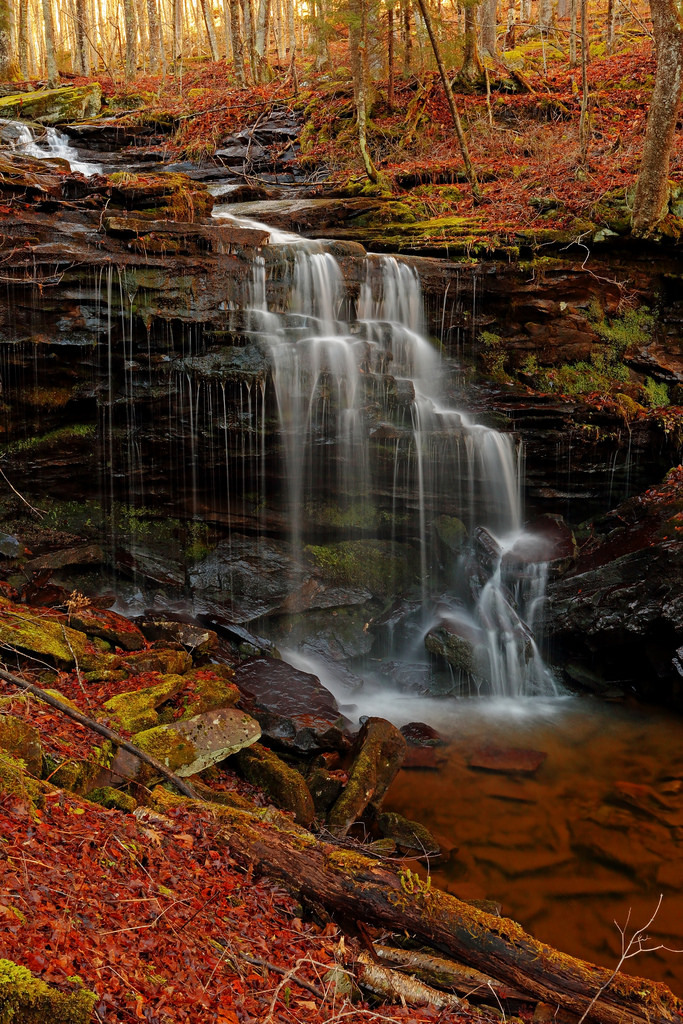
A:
41;0;59;85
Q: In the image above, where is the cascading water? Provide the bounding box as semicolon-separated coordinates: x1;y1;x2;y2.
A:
214;211;559;698
17;125;101;176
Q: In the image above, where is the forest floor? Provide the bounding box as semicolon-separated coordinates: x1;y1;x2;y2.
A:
73;28;682;252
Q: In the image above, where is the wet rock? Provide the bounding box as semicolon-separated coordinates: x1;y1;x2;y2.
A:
425;618;480;675
234;743;315;825
67;607;146;651
467;744;547;774
0;714;42;777
400;722;445;746
121;647;192;676
190;536;371;623
24;543;104;571
307;765;344;816
179;343;271;383
103;674;186;733
376;811;440;855
0;533;23;559
0;84;102;124
109;171;214;219
197;614;280;659
434;515;468;553
305;540;419;601
139;619;218;657
234;656;348;752
327;718;407;835
504;514;577;571
266;606;373;663
111;707;262;783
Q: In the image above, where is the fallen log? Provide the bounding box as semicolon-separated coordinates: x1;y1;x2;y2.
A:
151;787;682;1024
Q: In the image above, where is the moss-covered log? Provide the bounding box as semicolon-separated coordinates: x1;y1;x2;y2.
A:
151;788;682;1024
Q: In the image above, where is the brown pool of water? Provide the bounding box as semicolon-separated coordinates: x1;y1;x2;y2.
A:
382;695;683;995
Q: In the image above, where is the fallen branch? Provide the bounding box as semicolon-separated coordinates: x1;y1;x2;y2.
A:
150;791;683;1024
374;945;530;1001
0;665;197;799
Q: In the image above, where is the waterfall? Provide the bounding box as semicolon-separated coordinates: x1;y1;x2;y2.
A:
220;217;559;698
18;126;101;176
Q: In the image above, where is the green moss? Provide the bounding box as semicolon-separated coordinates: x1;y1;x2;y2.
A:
306;540;418;599
0;84;102;123
178;668;239;720
104;674;185;733
236;744;314;825
87;787;137;812
0;958;96;1024
131;725;198;775
2;425;95;459
0;600;112;671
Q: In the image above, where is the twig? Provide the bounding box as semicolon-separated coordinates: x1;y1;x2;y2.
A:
236;952;324;1000
0;465;46;517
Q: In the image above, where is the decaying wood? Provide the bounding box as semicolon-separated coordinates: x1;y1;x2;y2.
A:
0;665;197;799
374;945;531;1001
355;952;464;1011
151;788;683;1024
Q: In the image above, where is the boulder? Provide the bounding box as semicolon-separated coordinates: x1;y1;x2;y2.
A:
109;708;261;783
173;666;240;719
425;618;480;675
0;958;96;1024
235;743;315;826
306;765;344;816
327;718;406;836
24;544;104;571
66;606;146;651
0;597;113;671
234;656;348;752
0;84;102;124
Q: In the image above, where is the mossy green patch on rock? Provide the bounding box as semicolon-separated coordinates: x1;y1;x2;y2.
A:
0;749;42;804
110;171;214;221
120;648;192;676
177;667;240;720
104;674;186;733
328;718;406;836
0;84;102;124
306;540;419;599
0;958;96;1024
0;714;42;777
87;786;137;812
0;598;114;671
235;743;315;826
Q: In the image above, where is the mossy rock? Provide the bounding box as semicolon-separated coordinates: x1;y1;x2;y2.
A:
306;540;419;600
235;743;315;826
0;714;42;777
327;718;406;836
434;515;468;553
176;667;240;720
120;647;192;676
425;622;478;675
112;708;261;783
591;186;635;234
109;171;214;221
0;958;96;1024
104;674;186;733
376;810;439;854
0;749;42;804
0;84;102;124
87;786;137;812
0;598;114;671
67;608;146;652
47;748;112;795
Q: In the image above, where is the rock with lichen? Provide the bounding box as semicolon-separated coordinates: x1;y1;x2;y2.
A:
0;714;42;777
327;718;406;836
103;674;186;733
235;743;315;826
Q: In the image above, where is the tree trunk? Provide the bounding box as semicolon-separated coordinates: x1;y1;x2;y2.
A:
503;0;515;49
254;0;270;78
461;3;483;78
124;0;137;78
146;0;162;72
349;0;379;182
632;0;683;234
579;0;589;161
401;0;411;75
387;4;395;108
414;0;482;201
241;0;255;78
0;0;11;79
41;0;59;85
18;0;30;77
157;790;683;1024
229;0;246;81
538;0;553;33
569;0;577;64
200;0;219;59
222;0;233;58
480;0;497;54
173;0;183;76
75;0;90;73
